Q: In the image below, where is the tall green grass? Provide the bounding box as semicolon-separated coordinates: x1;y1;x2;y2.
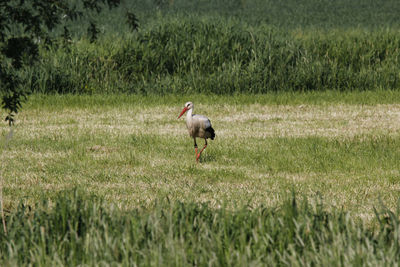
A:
5;0;400;95
25;17;400;95
1;189;400;266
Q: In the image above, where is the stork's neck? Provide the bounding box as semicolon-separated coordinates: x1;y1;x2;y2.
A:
186;107;193;122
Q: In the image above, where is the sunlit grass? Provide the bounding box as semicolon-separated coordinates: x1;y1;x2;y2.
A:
1;93;399;221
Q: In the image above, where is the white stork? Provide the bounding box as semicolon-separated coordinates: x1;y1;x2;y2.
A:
178;102;215;162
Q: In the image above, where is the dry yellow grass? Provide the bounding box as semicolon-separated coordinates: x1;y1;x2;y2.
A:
8;103;400;140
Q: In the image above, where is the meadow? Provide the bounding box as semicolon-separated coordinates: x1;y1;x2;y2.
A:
1;92;400;265
1;91;400;211
2;0;400;265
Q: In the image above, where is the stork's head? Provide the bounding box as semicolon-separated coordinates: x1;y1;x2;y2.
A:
178;102;193;119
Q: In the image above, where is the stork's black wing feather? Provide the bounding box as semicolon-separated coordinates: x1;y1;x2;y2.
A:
206;126;215;140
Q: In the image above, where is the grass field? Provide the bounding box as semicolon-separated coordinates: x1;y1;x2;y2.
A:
1;91;400;265
2;1;400;263
1;92;399;218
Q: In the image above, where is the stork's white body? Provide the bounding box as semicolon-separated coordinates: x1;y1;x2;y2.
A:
185;108;213;139
178;102;215;161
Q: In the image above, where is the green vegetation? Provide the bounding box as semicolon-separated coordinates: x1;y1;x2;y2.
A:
27;20;400;94
76;0;400;32
2;0;400;265
0;0;126;123
2;189;400;266
6;0;399;95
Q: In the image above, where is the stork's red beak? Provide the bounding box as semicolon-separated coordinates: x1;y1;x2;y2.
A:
178;107;188;119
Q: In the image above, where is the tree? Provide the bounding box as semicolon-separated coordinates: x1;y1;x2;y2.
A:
0;0;139;235
0;0;125;125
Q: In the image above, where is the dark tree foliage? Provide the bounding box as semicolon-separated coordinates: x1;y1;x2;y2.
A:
0;0;123;125
126;11;139;32
87;22;100;43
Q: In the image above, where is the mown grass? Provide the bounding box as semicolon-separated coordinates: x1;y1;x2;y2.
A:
1;93;399;216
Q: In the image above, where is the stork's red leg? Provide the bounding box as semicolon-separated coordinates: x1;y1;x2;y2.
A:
196;145;207;161
196;139;208;161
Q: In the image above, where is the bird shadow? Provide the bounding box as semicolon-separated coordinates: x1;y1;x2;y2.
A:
198;153;216;163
